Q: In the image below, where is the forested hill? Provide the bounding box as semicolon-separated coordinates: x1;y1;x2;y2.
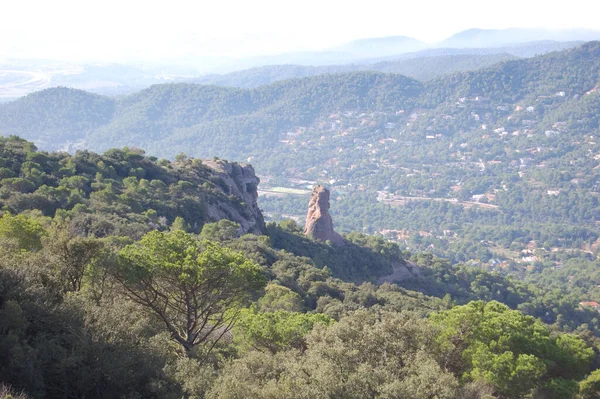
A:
423;41;600;103
3;42;600;267
0;135;413;281
4;140;600;398
0;71;423;154
0;136;267;238
0;88;115;146
1;42;599;159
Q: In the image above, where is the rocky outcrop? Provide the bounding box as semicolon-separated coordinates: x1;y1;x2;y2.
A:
203;160;266;235
304;185;344;245
377;261;422;284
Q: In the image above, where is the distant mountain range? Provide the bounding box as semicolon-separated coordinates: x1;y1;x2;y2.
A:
439;28;600;48
210;28;600;69
186;39;588;89
0;28;598;101
190;53;516;88
2;41;600;161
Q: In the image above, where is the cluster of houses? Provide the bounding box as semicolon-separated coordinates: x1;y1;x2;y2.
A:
258;88;600;267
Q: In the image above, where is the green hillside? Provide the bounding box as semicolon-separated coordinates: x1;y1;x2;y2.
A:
2;137;600;398
2;42;600;267
0;136;264;238
0;135;407;281
0;87;115;147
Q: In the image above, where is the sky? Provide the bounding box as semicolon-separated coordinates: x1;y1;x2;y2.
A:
2;0;600;62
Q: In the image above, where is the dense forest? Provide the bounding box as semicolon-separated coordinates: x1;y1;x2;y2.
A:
2;137;600;398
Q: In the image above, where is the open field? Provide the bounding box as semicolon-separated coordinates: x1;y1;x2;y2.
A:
258;186;311;197
382;196;499;210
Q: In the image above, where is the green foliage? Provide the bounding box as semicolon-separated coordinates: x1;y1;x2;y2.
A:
0;88;114;145
200;219;240;241
267;222;402;281
170;216;190;232
258;283;304;312
116;230;266;357
0;266;178;399
0;136;260;239
541;378;580;399
579;370;600;399
40;222;105;293
209;310;460;399
431;301;594;397
0;201;448;398
0;213;45;252
234;306;332;353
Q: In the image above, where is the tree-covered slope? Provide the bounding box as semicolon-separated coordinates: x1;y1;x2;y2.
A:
89;72;423;157
3;42;600;267
0;71;423;154
0;87;115;148
0;136;266;239
2;138;600;399
2;42;599;158
423;41;600;104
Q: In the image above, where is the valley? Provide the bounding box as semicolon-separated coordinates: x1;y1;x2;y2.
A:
3;42;600;270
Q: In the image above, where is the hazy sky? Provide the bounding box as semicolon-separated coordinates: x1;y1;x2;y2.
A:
2;0;600;62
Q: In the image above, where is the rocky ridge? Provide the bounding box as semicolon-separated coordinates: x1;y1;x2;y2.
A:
203;160;266;235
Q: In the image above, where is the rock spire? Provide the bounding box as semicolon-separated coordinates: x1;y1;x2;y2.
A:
304;185;344;245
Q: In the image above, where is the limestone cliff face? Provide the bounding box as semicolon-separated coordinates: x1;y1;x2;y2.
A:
304;185;344;245
203;160;266;235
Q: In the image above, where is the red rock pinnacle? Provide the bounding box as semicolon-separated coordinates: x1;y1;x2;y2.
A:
304;185;344;245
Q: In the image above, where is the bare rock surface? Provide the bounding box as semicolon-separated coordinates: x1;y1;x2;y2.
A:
304;185;344;245
377;261;423;284
203;160;266;235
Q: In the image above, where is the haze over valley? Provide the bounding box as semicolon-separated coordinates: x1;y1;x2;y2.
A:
1;28;596;101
